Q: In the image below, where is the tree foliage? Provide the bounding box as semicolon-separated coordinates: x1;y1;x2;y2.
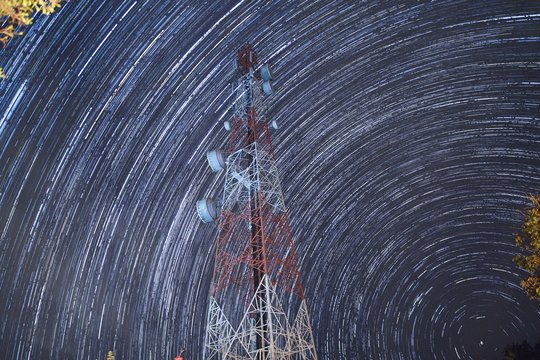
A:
502;339;540;360
513;195;540;303
0;0;62;78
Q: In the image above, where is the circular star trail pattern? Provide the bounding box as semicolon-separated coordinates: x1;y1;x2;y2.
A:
1;1;540;359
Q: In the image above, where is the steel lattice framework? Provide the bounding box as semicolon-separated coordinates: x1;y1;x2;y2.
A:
199;45;318;360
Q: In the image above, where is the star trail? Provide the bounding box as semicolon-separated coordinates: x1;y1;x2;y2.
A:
1;1;540;359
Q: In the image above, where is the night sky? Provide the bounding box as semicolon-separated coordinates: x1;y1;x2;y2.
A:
1;1;540;359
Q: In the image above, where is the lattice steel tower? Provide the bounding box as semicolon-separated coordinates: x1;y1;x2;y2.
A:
197;45;318;360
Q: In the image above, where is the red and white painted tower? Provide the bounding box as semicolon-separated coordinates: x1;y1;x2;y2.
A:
197;45;318;360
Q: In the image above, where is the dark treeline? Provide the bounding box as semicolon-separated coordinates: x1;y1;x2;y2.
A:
502;339;540;360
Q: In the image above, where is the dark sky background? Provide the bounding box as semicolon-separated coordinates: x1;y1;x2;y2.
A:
1;1;540;359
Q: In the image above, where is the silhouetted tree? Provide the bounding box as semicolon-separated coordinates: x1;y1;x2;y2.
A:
513;195;540;303
502;339;540;360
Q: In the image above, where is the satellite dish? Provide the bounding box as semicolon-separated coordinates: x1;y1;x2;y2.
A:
270;120;278;130
196;198;218;223
262;80;273;96
207;150;226;172
224;121;231;131
260;64;274;81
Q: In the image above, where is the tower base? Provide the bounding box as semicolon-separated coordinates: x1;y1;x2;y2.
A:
204;275;318;360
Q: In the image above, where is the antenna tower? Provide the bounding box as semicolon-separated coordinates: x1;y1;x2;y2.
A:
197;45;318;359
